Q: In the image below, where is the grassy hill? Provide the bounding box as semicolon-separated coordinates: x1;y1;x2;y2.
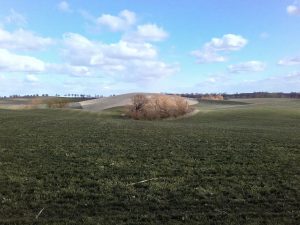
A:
0;98;299;225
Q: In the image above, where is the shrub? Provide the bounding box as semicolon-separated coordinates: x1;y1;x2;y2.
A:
30;98;70;108
128;94;191;120
200;94;224;101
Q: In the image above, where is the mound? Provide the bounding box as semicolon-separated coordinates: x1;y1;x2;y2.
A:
73;93;198;112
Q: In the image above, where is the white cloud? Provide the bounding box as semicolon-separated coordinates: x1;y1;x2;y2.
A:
96;10;136;32
0;28;54;51
191;34;248;63
0;49;45;72
58;1;72;13
48;63;92;77
4;9;27;26
228;61;266;73
204;34;248;52
62;33;96;66
103;41;158;60
122;60;178;82
83;10;169;42
278;56;300;66
129;24;169;42
62;33;157;64
287;5;300;16
25;74;39;82
60;32;177;81
126;46;156;61
191;50;226;63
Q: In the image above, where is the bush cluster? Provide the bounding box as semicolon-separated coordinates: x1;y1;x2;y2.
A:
128;94;191;120
200;94;224;100
31;98;71;108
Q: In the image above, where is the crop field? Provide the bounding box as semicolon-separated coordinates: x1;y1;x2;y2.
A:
0;98;299;225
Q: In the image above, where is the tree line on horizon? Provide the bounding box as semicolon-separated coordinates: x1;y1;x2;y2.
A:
0;94;102;99
179;92;300;99
1;92;299;99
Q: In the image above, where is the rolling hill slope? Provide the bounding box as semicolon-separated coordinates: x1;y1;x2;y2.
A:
71;93;198;112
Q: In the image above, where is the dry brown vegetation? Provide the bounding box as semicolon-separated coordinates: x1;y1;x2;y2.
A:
128;94;191;120
201;94;224;100
31;98;72;108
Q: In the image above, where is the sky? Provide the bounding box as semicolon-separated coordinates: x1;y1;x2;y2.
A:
0;0;299;96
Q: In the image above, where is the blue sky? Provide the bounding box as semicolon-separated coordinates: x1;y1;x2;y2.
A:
0;0;299;96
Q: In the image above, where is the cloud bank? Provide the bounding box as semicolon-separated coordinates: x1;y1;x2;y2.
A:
0;27;54;51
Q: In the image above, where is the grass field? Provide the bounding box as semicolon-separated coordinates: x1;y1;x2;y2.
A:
0;98;299;225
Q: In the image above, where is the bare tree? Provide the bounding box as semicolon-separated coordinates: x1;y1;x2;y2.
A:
129;94;149;119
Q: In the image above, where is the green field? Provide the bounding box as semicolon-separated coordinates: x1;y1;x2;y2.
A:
0;98;299;225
